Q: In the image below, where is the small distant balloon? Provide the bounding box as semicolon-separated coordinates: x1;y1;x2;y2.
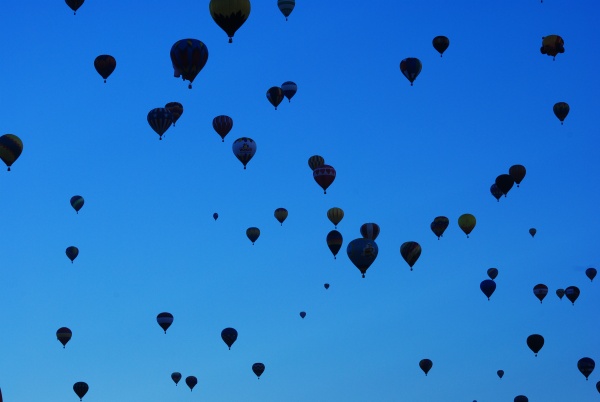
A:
327;207;344;228
313;164;336;194
299;311;306;319
232;137;256;169
73;382;89;401
400;241;421;271
487;268;498;280
209;0;251;43
147;108;174;140
70;195;84;214
514;396;528;402
490;184;503;201
156;312;173;334
170;39;209;89
497;370;504;379
458;214;476;237
56;327;72;348
347;238;378;278
252;362;265;379
480;279;496;300
526;334;544;356
213;212;218;221
277;0;295;20
585;268;597;282
94;55;116;83
266;87;284;109
529;228;536;237
419;359;433;376
432;36;450;56
0;134;23;171
281;81;297;102
171;372;182;386
213;115;233;142
324;283;330;290
565;286;580;305
577;357;595;380
400;58;422;86
556;288;565;299
508;165;526;187
360;223;380;241
540;34;565;60
326;230;343;259
553;102;570;124
495;174;515;197
65;0;84;15
430;216;449;239
185;376;197;391
533;284;548;303
165;102;184;126
66;246;79;263
246;227;260;245
308;155;325;171
221;327;238;349
274;208;288;226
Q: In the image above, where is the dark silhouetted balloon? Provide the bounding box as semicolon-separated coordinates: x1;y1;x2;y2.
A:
529;228;536;237
565;286;580;305
66;246;79;263
308;155;325;171
578;357;595;380
185;376;197;391
324;283;330;290
213;213;218;221
400;241;421;271
553;102;569;124
252;362;265;379
360;223;380;241
65;0;84;15
527;334;544;356
326;230;343;259
514;396;528;402
509;165;526;187
596;380;600;393
56;327;72;348
400;58;422;86
170;39;209;89
430;216;449;239
213;115;233;142
487;268;498;280
0;134;23;171
165;102;183;126
556;288;565;299
586;268;597;282
232;137;256;169
94;55;116;83
281;81;297;102
533;284;548;303
299;311;306;319
497;370;504;379
490;184;503;201
278;0;295;20
246;227;260;245
70;196;84;214
157;312;173;334
480;279;496;300
313;164;336;194
495;174;515;196
327;207;344;228
171;372;182;386
73;382;88;401
209;0;251;43
419;359;433;375
221;327;238;349
147;108;173;140
432;36;450;56
458;214;476;237
274;208;288;226
347;238;378;278
541;34;564;60
266;87;284;109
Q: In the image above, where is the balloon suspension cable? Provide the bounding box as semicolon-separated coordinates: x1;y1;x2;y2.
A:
188;84;192;89
362;273;365;278
229;38;233;43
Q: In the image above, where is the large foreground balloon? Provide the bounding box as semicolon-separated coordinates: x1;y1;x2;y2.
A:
213;115;233;141
400;241;421;271
70;195;84;214
541;35;564;60
165;102;184;126
565;286;580;305
171;372;182;386
509;165;526;187
267;86;284;109
252;362;265;379
526;334;544;356
232;137;256;169
313;164;336;194
0;134;23;171
56;327;72;348
347;238;378;278
66;246;79;263
274;208;288;225
400;58;422;86
585;267;597;282
277;0;295;20
221;327;238;349
308;155;325;171
246;227;260;244
432;36;449;56
170;39;209;89
430;216;449;239
185;376;197;391
209;0;251;43
157;312;173;333
147;108;174;140
327;207;344;228
458;214;476;237
66;0;84;14
419;359;433;375
94;55;116;83
577;357;595;380
326;230;343;259
480;279;496;300
360;223;380;241
553;102;569;125
73;382;88;401
533;284;548;303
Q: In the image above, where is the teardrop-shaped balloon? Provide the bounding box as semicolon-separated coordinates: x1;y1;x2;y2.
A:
487;268;498;280
327;207;344;228
553;102;570;124
419;359;433;375
221;327;238;349
541;34;565;60
156;312;173;334
274;208;288;226
497;370;504;379
556;288;565;299
232;137;256;169
209;0;251;43
458;214;476;237
347;238;378;278
490;184;503;201
565;286;580;305
171;372;182;386
326;230;343;259
0;134;23;171
577;357;595;380
313;164;336;194
277;0;295;20
480;279;496;300
252;362;265;379
432;36;449;56
65;0;84;15
430;216;449;239
147;108;173;140
170;39;209;89
94;55;116;83
360;223;380;241
56;327;72;348
308;155;325;171
586;267;597;282
266;87;284;109
495;174;515;197
165;102;184;126
509;165;526;187
529;228;536;237
213;115;233;142
246;227;260;244
526;334;544;356
185;375;197;391
73;382;89;401
400;58;422;86
299;311;306;319
66;246;79;263
533;284;548;303
324;283;330;290
213;212;218;221
70;195;84;214
400;241;421;271
281;81;297;102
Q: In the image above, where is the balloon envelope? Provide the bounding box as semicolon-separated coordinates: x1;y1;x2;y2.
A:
526;334;544;356
490;184;503;201
360;223;380;241
529;228;536;237
458;214;476;237
514;396;528;402
246;227;260;244
487;268;498;280
266;87;284;109
171;372;182;385
56;327;72;348
553;102;570;124
73;382;89;401
308;155;325;171
313;164;336;194
165;102;183;126
430;216;449;239
347;238;378;278
213;213;218;221
94;55;116;82
70;195;84;213
209;0;251;43
432;36;450;56
277;0;295;19
185;376;197;391
400;57;422;85
213;115;233;142
274;208;288;225
533;284;548;303
419;359;433;375
497;370;504;379
0;134;23;171
495;174;515;196
400;241;421;270
565;286;580;305
252;362;265;378
327;207;344;228
299;311;306;319
221;327;238;349
556;288;565;299
586;267;597;282
577;357;595;380
509;165;526;187
66;246;79;263
147;108;173;140
156;312;173;333
541;34;565;59
281;81;297;102
232;137;256;169
324;283;330;290
65;0;84;14
480;279;496;300
170;39;208;88
326;230;343;259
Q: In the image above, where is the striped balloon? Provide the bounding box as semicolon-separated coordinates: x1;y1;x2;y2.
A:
400;241;421;270
277;0;295;20
165;102;183;126
281;81;297;102
213;115;233;142
70;195;84;214
170;39;209;88
147;108;173;140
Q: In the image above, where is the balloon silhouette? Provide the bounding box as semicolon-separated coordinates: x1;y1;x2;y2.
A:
586;268;597;282
419;359;433;375
70;196;84;214
156;312;173;334
313;164;336;194
487;268;498;280
232;137;256;169
66;246;79;263
432;36;450;56
326;230;343;259
565;286;580;305
56;327;72;348
526;334;544;356
246;227;260;245
0;134;23;171
347;238;378;278
360;223;380;241
221;327;238;349
213;115;233;142
327;207;344;228
400;58;422;86
274;208;288;226
252;362;265;379
509;165;526;187
94;55;116;83
185;375;197;391
577;357;595;380
171;372;182;386
497;370;504;379
73;382;88;401
533;284;548;303
299;311;306;319
400;241;421;271
480;279;496;300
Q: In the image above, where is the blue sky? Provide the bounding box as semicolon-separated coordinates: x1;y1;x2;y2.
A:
0;1;598;401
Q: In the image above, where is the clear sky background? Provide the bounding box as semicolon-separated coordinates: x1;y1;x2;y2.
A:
0;1;598;401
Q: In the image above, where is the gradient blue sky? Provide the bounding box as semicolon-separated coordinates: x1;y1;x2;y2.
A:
0;1;598;401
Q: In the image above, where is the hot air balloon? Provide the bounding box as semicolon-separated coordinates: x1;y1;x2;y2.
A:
73;382;88;401
596;381;600;393
556;288;565;299
277;0;295;20
308;155;325;171
565;286;580;305
347;238;378;278
497;370;504;379
400;58;422;86
147;108;174;140
185;376;197;391
400;241;421;271
458;214;476;237
170;39;209;89
529;228;536;237
157;312;173;334
586;267;597;282
66;246;79;263
213;115;233;142
419;359;433;376
171;372;182;386
526;334;544;356
165;102;183;126
360;223;380;241
509;165;526;187
430;216;449;239
252;363;265;379
274;208;288;225
327;207;344;228
246;227;260;244
70;196;84;214
65;0;84;15
553;102;569;124
432;36;449;56
480;279;496;300
490;184;503;201
540;34;564;60
281;81;297;102
56;327;72;348
94;55;116;83
299;311;306;319
533;284;548;303
213;212;219;221
577;357;595;380
324;283;330;290
0;134;23;171
326;230;343;259
267;86;284;109
221;327;238;349
313;164;336;194
209;0;251;43
495;174;515;197
487;268;498;280
514;396;528;402
232;137;256;169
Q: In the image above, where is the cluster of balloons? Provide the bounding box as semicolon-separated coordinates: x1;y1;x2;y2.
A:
490;165;526;201
266;82;297;109
308;155;336;194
